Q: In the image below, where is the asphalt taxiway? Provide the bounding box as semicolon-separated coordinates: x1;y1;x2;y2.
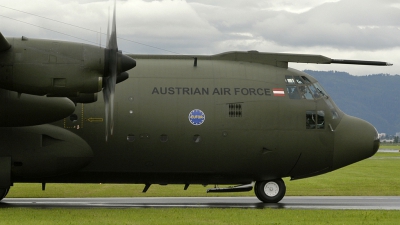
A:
1;196;400;210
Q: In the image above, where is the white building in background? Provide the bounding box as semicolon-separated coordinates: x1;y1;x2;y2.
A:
379;133;387;139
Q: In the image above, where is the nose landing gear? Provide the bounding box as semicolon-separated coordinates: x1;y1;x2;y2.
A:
254;178;286;203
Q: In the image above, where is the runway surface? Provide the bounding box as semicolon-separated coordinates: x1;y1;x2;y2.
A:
1;196;400;210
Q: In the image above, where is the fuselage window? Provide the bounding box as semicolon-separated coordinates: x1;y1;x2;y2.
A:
160;134;168;142
306;110;325;129
127;134;135;142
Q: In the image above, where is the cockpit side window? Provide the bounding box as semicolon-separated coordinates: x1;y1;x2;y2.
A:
306;111;316;129
317;111;325;129
306;110;325;129
286;85;301;99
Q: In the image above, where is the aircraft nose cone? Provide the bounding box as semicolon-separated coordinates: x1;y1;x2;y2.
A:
333;115;379;170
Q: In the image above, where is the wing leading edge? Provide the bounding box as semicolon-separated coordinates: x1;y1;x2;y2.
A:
0;33;11;52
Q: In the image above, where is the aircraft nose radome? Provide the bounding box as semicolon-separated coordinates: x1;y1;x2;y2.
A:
333;115;379;170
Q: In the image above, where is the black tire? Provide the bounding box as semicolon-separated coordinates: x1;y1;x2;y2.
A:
254;179;286;203
0;188;9;201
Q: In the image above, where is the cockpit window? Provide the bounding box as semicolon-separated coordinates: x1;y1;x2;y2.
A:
286;75;341;121
301;76;311;84
285;75;295;84
313;82;328;97
307;84;321;99
325;98;340;119
286;75;329;100
298;85;314;100
286;85;301;99
294;76;305;84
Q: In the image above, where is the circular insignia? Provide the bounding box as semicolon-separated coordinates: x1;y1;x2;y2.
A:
188;109;205;126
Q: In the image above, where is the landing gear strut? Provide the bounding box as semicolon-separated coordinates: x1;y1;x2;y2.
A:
254;178;286;203
0;188;9;201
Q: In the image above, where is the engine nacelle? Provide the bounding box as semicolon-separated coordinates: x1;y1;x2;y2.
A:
69;93;98;104
0;89;75;127
0;124;93;179
0;37;104;96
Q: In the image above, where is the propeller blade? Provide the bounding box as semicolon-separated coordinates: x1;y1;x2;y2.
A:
106;7;110;48
103;77;110;141
109;56;117;136
109;0;118;136
108;0;118;51
103;0;136;141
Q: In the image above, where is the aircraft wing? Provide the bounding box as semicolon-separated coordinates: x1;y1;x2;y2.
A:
129;51;392;68
211;51;393;68
0;32;11;52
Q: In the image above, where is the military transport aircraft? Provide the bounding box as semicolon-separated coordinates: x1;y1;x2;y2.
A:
0;2;391;203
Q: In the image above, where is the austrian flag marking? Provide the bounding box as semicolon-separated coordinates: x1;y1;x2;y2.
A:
273;88;285;97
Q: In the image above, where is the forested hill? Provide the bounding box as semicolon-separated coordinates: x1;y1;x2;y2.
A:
304;70;400;135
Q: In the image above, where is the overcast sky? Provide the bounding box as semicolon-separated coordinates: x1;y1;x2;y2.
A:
1;0;399;75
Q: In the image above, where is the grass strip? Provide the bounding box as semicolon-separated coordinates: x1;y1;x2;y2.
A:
0;208;400;225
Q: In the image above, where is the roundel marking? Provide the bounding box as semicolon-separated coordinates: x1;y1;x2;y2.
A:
188;109;205;126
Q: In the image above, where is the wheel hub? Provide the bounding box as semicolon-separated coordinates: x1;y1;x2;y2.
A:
264;181;279;197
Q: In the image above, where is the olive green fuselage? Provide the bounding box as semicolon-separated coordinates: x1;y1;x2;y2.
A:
15;56;349;184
